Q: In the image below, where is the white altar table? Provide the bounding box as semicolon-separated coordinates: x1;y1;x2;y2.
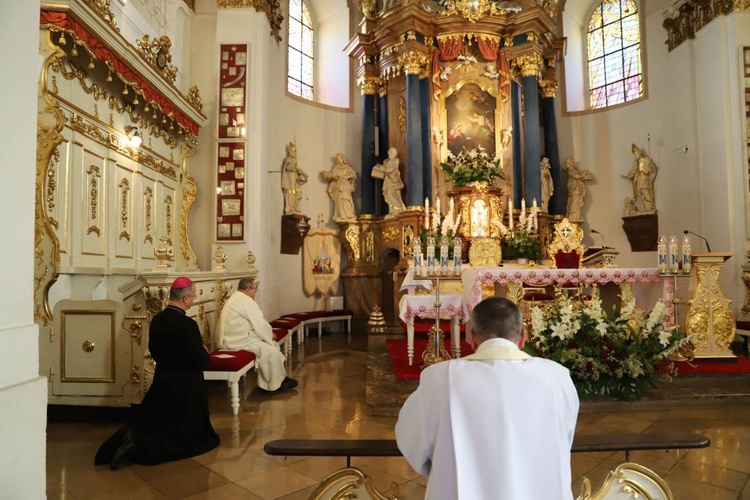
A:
398;294;469;366
461;268;674;325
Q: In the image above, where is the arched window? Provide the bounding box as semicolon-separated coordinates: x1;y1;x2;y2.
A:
287;0;314;100
587;0;642;108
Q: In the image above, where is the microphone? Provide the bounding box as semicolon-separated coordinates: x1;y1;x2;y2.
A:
684;230;711;252
591;229;606;249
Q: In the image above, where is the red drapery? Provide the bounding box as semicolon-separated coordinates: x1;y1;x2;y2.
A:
477;35;510;102
432;36;463;100
40;10;200;135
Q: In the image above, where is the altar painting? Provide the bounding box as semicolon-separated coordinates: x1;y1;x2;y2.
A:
445;82;497;157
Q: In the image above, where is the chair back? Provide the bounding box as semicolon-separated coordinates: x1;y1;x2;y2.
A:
548;218;586;269
576;462;674;500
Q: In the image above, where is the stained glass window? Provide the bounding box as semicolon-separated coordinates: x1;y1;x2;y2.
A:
288;0;314;100
587;0;642;108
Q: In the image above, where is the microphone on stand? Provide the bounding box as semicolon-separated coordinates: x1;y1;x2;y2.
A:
684;230;712;252
591;229;607;249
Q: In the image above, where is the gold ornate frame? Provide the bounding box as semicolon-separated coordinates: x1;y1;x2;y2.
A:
439;77;504;164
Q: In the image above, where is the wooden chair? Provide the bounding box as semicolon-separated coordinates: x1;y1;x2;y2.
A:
307;467;398;500
548;218;586;269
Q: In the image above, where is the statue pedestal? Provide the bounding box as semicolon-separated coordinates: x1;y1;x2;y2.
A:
685;252;736;358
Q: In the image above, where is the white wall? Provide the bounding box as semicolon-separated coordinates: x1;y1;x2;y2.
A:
0;0;47;496
316;7;351;108
557;11;750;314
189;1;361;318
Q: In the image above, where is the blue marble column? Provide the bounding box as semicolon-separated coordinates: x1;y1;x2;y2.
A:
522;69;542;207
360;83;378;215
405;72;423;207
420;77;432;203
406;73;424;207
378;91;389;163
377;90;389;216
541;79;563;215
511;80;523;207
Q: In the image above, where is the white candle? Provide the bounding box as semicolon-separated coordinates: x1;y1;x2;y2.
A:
532;198;537;210
425;197;430;231
532;199;538;231
508;198;514;231
520;198;526;225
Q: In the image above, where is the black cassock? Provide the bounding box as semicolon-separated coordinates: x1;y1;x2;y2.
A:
96;305;220;466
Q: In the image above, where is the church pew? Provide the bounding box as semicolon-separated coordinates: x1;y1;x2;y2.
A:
264;433;710;466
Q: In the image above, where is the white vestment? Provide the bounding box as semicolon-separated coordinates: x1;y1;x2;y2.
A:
395;337;579;500
215;291;287;391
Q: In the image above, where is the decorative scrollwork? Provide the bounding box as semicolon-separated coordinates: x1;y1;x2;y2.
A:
135;35;178;84
218;0;285;43
345;226;361;262
186;86;204;113
82;0;119;32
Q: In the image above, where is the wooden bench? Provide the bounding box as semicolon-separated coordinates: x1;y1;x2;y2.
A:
270;317;304;349
264;433;710;466
283;309;353;343
204;350;256;415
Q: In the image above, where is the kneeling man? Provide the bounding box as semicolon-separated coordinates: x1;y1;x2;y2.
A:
216;277;298;392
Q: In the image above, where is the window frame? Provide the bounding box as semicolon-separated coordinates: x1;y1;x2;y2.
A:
287;0;315;101
586;0;644;109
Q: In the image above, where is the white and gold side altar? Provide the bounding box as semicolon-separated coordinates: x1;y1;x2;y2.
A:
35;0;239;406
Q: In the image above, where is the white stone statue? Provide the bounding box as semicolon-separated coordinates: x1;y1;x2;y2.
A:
622;144;657;215
563;157;593;222
281;142;308;215
372;147;406;217
322;153;357;223
540;157;554;213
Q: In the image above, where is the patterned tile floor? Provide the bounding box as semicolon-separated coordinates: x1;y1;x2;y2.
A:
46;329;750;499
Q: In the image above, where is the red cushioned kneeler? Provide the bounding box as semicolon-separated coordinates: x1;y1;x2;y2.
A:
272;327;289;342
205;350;255;372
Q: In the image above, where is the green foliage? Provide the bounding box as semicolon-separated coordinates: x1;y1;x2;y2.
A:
524;295;696;401
440;146;505;188
502;232;542;262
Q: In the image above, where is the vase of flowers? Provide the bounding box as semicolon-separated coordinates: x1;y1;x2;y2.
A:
491;203;542;264
525;294;696;401
441;146;505;188
503;231;542;263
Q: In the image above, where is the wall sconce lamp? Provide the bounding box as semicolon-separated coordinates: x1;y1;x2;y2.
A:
124;126;142;148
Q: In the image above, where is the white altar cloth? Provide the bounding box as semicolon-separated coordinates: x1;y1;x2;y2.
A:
398;294;469;366
461;267;674;325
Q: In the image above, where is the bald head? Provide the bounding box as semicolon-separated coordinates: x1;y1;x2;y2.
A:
469;297;522;344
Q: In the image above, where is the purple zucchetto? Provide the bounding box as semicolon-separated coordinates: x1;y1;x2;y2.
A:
171;276;193;289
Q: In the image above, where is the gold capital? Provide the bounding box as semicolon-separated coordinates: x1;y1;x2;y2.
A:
357;76;381;96
358;0;377;18
513;53;543;79
398;51;430;76
540;78;558;99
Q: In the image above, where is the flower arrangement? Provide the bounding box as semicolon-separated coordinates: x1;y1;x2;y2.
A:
440;146;505;187
421;197;462;253
525;294;694;401
492;201;541;262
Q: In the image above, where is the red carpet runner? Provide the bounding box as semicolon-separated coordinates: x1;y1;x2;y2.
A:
387;338;474;381
671;356;750;374
389;339;750;381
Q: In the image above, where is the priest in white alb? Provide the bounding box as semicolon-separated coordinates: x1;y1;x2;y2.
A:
216;277;298;393
395;297;579;499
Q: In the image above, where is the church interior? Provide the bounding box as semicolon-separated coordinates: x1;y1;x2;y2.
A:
3;0;750;497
